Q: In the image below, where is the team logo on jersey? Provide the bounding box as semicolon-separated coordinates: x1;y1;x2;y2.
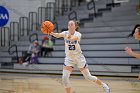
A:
0;6;9;27
66;40;77;44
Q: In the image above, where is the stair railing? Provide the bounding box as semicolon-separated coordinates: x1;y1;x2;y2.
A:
8;44;19;63
29;33;38;43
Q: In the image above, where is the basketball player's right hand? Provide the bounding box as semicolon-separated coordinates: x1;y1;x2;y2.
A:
50;32;54;35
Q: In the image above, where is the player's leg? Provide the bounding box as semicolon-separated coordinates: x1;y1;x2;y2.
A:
62;66;73;93
80;68;110;93
76;54;110;93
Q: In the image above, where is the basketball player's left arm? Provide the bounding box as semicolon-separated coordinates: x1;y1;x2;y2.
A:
127;51;140;59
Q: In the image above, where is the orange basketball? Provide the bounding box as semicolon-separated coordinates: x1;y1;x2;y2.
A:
41;21;54;34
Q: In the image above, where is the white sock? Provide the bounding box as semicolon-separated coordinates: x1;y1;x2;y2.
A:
102;82;109;88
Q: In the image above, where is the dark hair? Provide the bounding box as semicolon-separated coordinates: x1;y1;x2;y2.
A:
75;21;80;31
128;24;140;37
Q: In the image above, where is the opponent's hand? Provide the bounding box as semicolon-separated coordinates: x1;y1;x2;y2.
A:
125;47;133;55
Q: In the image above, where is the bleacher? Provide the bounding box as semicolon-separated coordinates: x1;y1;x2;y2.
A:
0;0;140;76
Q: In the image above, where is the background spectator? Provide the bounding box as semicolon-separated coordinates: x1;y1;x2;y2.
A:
40;35;54;57
19;40;40;64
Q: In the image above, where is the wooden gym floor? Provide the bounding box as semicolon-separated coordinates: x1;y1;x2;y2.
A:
0;72;139;93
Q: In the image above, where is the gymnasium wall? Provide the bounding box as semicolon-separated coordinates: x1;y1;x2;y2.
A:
0;0;55;27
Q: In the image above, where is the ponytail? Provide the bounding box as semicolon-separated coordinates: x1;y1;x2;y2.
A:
75;21;80;31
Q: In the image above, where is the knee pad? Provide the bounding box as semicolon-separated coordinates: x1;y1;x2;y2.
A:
62;70;71;88
82;69;97;82
84;75;97;82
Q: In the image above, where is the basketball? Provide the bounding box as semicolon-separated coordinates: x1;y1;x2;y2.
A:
41;21;54;34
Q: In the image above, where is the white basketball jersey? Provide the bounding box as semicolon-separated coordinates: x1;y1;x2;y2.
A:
63;31;82;57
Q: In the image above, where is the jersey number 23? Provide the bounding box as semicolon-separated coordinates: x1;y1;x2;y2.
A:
68;45;75;50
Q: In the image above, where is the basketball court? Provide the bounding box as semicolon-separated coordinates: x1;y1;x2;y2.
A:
0;72;139;93
0;0;140;93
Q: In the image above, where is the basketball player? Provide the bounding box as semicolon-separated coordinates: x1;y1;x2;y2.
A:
125;25;140;80
50;20;110;93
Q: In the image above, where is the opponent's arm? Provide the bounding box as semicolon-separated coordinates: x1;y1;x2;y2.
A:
125;47;140;59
